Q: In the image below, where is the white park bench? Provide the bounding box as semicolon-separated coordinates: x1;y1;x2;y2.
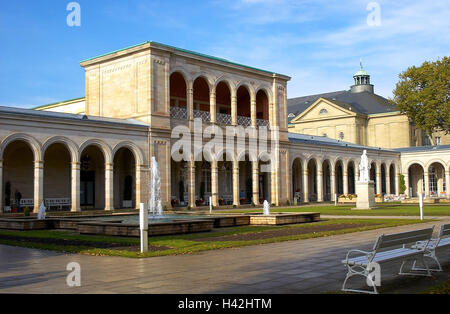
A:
44;198;71;210
20;199;34;207
342;227;434;294
411;223;450;272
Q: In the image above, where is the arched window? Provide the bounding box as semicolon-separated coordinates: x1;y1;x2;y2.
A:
339;132;345;140
319;109;328;115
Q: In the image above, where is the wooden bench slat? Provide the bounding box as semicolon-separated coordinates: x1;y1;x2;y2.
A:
377;228;434;249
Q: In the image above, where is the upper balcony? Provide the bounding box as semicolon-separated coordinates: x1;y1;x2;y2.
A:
169;72;272;129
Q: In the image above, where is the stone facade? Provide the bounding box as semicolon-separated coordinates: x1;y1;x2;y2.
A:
1;42;449;214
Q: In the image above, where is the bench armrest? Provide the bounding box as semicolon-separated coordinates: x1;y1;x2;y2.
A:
344;249;372;264
412;239;438;251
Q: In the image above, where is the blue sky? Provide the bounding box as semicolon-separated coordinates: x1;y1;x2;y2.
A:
0;0;449;108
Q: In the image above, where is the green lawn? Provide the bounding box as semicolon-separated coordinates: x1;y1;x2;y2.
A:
0;218;429;258
220;204;450;217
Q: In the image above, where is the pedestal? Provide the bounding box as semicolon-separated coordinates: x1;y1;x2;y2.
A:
355;181;376;210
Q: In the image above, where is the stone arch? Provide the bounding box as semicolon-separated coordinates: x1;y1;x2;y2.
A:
214;147;236;163
214;76;235;90
169;67;191;83
192;73;214;90
425;159;446;170
404;160;425;174
255;85;273;102
42;136;78;163
235;81;256;98
0;133;42;161
78;139;112;164
112;141;145;166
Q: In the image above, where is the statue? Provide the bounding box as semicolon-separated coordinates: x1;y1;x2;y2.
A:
359;150;371;183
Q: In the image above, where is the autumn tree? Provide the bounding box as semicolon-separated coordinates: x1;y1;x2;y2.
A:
391;56;449;145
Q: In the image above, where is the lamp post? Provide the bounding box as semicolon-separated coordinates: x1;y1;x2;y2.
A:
140;203;148;253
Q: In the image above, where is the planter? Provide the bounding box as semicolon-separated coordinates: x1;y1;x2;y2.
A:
338;198;357;204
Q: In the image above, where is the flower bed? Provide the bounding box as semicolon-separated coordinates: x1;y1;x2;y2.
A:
338;194;384;203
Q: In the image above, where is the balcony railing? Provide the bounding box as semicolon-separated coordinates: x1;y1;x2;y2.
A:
217;113;232;125
256;119;270;127
193;109;211;123
170;107;270;128
170;106;188;120
237;116;252;127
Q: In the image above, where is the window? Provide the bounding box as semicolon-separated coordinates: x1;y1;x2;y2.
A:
339;132;345;140
319;109;328;115
436;137;441;146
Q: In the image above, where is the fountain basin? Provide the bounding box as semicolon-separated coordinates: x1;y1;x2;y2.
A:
77;219;214;237
249;212;320;225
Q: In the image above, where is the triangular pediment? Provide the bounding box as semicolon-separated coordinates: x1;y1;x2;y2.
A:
290;98;357;123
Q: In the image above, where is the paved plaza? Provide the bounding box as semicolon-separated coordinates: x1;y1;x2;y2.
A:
0;219;449;294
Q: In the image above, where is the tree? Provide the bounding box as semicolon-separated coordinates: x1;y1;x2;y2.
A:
391;56;449;145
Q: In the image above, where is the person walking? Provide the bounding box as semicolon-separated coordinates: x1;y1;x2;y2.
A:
15;190;22;213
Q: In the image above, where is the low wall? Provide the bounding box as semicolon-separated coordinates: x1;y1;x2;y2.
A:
250;212;320;226
77;219;215;237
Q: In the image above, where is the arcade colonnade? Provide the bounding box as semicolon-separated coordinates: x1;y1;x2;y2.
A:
403;160;450;198
0;132;147;213
169;71;274;128
290;154;400;202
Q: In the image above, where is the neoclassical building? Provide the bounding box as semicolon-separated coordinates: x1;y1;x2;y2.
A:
288;64;450;148
1;42;449;213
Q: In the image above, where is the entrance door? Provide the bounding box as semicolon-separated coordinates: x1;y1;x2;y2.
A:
81;171;95;207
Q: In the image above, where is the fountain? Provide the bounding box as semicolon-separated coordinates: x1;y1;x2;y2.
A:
37;202;46;220
263;200;271;216
149;156;163;217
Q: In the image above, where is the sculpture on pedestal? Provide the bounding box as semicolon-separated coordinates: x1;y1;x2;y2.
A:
355;150;376;210
359;150;371;183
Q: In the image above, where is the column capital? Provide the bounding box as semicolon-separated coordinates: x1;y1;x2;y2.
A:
34;160;44;168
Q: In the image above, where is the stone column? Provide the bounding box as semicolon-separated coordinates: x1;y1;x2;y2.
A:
251;94;257;127
343;163;349;196
211;160;219;206
330;167;336;201
210;88;216;124
33;160;44;214
376;164;382;195
446;170;450;199
105;163;114;211
386;167;391;195
231;90;237;126
189;160;196;208
252;161;259;205
395;173;400;196
317;164;323;202
424;171;430;197
135;165;143;208
232;160;240;206
303;170;309;203
404;173;410;198
187;87;194;125
0;160;3;211
71;162;81;212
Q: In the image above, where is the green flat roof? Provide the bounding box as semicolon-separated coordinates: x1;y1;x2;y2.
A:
32;97;85;110
80;41;288;77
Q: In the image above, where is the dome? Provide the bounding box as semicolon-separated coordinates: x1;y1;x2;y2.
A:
354;69;369;77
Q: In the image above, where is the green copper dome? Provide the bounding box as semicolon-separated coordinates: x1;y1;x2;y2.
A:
354;59;369;77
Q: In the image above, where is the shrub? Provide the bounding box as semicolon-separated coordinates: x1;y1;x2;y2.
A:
23;207;32;217
399;174;407;194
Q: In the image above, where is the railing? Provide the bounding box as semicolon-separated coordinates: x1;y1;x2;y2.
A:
216;113;232;125
237;116;252;127
170;108;270;128
193;110;211;123
256;119;270;127
170;106;188;120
